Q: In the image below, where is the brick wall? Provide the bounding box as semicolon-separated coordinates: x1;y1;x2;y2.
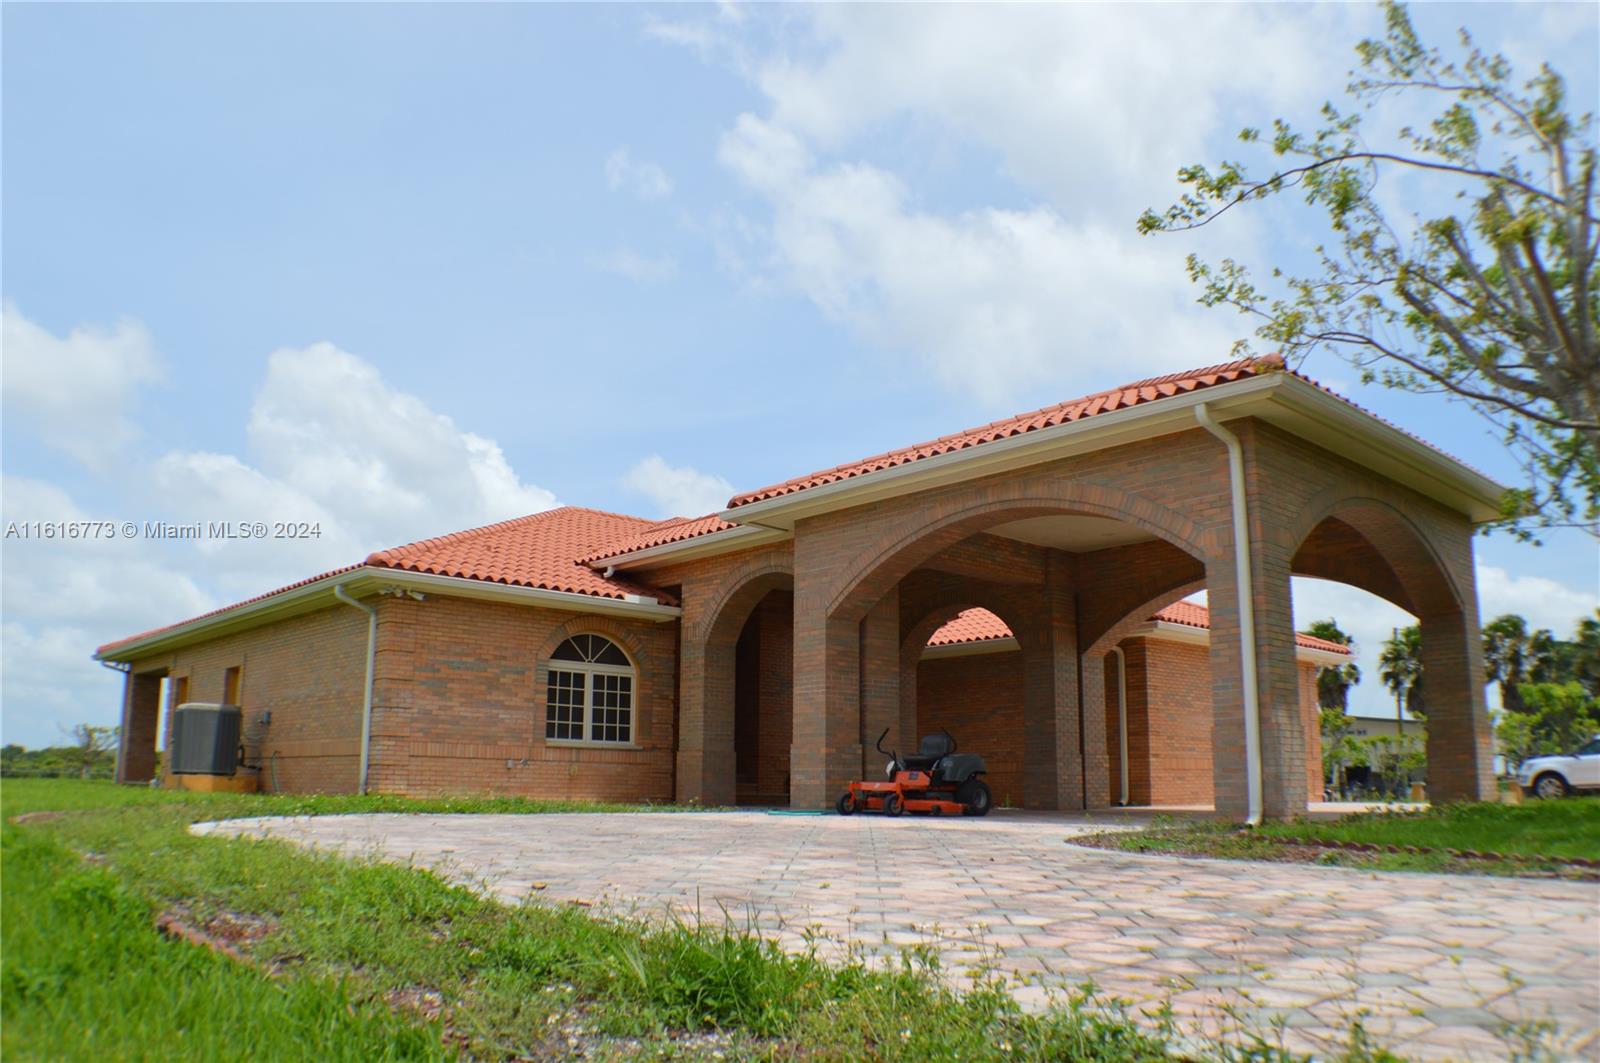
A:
916;651;1026;807
368;594;678;801
126;603;369;793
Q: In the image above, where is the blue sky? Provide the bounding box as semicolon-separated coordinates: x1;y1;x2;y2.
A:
3;2;1596;748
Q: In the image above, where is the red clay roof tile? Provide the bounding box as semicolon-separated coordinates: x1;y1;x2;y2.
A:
578;513;737;564
927;604;1351;654
726;356;1279;508
364;507;674;602
96;508;675;656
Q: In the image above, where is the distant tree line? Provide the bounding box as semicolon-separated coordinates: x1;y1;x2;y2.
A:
1;725;119;779
1310;611;1600;779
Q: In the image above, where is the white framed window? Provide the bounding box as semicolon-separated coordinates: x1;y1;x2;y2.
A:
545;634;634;745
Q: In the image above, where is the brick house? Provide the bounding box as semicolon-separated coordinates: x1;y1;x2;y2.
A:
99;356;1501;820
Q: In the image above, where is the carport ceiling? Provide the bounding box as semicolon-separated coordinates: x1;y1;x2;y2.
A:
988;515;1158;553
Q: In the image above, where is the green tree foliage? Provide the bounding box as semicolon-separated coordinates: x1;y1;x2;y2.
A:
1139;1;1599;535
1496;681;1600;767
1482;613;1556;713
1304;618;1361;710
1379;624;1425;719
1572;611;1600;696
0;727;120;780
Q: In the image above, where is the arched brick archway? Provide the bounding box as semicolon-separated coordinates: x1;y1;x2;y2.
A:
677;562;795;806
1079;580;1207;808
1289;495;1492;804
824;486;1212;625
789;482;1221;811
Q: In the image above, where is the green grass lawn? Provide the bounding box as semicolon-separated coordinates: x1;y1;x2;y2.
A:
1090;797;1600;874
6;779;1290;1062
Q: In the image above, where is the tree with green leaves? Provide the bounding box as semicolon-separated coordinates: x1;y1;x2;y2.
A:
1572;610;1600;697
1481;613;1557;713
1497;681;1600;767
1139;1;1598;536
1304;618;1362;711
1378;624;1425;720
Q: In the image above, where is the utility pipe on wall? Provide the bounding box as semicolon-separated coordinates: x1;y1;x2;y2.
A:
334;584;377;795
1193;403;1264;825
1111;644;1129;806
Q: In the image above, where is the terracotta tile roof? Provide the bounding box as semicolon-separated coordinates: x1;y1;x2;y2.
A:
579;513;737;565
95;563;365;656
365;507;676;603
927;603;1351;655
96;507;678;657
729;356;1283;508
926;608;1018;647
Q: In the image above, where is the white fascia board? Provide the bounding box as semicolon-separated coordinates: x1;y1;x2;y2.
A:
717;372;1506;529
717;375;1283;530
591;524;789;571
1250;374;1506;523
1135;620;1351;665
920;636;1021;660
94;569;378;663
373;569;682;621
96;566;683;662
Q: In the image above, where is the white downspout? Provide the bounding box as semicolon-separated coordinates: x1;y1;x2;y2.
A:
334;584;377;795
1112;645;1129;806
1194;403;1264;826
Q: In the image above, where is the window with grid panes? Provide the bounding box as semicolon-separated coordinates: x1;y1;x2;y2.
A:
545;635;634;744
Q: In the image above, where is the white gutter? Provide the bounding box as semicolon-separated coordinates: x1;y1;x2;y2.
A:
720;372;1505;531
722;375;1284;528
586;524;789;571
1112;644;1129;807
333;584;377;796
1193;402;1263;826
96;566;683;663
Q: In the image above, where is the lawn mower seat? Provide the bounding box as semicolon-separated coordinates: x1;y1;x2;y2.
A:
901;733;954;773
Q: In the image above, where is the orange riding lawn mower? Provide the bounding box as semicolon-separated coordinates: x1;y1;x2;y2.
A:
836;728;992;817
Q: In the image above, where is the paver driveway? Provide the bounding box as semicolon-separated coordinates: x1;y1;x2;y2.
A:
196;811;1599;1061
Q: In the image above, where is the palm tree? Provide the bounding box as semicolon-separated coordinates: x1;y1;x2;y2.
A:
1378;625;1424;721
1304;619;1360;711
1482;614;1557;714
1572;611;1600;698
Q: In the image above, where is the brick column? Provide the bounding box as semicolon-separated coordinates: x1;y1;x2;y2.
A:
116;670;162;784
791;596;863;810
1251;552;1308;820
1022;555;1079;810
677;615;738;806
1207;548;1309;821
1420;605;1494;802
859;588;900;778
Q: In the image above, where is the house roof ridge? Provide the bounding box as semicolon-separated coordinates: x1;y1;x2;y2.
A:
726;355;1283;508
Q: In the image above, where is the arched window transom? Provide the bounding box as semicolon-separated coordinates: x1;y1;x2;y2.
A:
546;635;634;745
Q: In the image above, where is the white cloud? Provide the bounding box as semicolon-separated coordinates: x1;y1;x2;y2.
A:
592;248;679;283
0;310;558;747
622;455;735;518
604;147;673;201
686;5;1368;404
1;300;163;469
718;115;1239;402
1476;564;1598;638
1;475;215;745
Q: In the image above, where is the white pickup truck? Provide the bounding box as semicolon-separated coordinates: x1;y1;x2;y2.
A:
1517;736;1600;798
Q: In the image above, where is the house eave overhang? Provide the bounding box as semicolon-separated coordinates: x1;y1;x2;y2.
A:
1135;618;1351;666
591;524;790;572
717;373;1507;531
94;567;683;664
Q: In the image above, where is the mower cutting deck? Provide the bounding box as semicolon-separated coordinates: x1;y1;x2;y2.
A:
836;729;992;817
